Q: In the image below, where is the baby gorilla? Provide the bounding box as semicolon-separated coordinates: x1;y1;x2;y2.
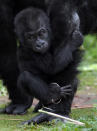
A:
15;7;83;124
15;7;70;102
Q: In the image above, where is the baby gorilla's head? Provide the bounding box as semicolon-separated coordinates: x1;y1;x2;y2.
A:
14;7;51;53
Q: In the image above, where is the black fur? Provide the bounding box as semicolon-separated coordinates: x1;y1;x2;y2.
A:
0;0;47;114
15;7;83;124
15;0;97;124
1;0;96;118
31;0;97;124
0;0;83;116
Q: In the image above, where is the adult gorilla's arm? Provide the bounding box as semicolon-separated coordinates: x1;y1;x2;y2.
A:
51;31;83;74
45;1;83;74
45;31;83;75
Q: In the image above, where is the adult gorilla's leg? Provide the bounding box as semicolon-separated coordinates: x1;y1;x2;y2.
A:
0;1;32;114
1;66;33;115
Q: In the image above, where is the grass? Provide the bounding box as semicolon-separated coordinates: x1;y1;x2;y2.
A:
0;107;97;131
0;80;7;96
0;35;97;130
78;71;97;89
78;34;97;90
82;34;97;64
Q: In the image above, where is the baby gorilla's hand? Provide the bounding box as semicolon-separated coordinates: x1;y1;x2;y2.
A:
49;83;72;104
72;30;83;48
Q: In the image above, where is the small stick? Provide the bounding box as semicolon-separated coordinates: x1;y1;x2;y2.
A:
72;105;93;109
0;118;24;121
39;109;85;126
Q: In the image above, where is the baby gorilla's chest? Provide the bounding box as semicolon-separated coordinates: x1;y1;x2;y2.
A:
20;52;52;75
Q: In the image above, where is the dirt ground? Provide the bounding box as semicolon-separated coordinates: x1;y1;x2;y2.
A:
0;89;97;109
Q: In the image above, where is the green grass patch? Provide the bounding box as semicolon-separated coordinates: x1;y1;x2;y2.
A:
78;70;97;89
0;35;97;130
0;107;97;131
0;81;7;96
81;34;97;65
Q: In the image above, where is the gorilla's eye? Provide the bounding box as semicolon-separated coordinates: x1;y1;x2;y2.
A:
38;29;46;37
27;34;35;41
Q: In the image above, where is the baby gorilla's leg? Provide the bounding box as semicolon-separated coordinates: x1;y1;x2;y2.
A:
25;81;76;125
33;83;72;112
22;83;72;125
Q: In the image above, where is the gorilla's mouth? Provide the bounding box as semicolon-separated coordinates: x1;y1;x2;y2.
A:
33;43;49;53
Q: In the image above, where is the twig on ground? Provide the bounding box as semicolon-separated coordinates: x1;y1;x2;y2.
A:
72;105;93;109
0;118;24;121
39;109;85;126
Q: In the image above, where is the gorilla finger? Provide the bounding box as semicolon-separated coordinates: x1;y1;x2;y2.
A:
61;88;72;92
50;83;60;87
61;92;72;96
61;85;71;89
32;113;50;124
61;89;72;94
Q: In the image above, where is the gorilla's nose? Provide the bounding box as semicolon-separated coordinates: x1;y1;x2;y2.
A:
36;42;44;48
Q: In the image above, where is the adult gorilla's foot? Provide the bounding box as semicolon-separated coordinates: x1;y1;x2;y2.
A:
21;113;50;125
12;103;31;115
0;103;14;114
21;104;68;125
21;113;66;125
0;102;32;115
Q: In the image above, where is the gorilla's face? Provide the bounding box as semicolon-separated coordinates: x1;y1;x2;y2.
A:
15;8;51;53
24;27;50;53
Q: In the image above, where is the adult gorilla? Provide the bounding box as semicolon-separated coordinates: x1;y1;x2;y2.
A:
0;0;47;115
0;0;65;115
0;0;82;115
16;0;97;124
0;0;88;116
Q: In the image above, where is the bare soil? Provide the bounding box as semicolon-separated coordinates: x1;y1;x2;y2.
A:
0;89;97;109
